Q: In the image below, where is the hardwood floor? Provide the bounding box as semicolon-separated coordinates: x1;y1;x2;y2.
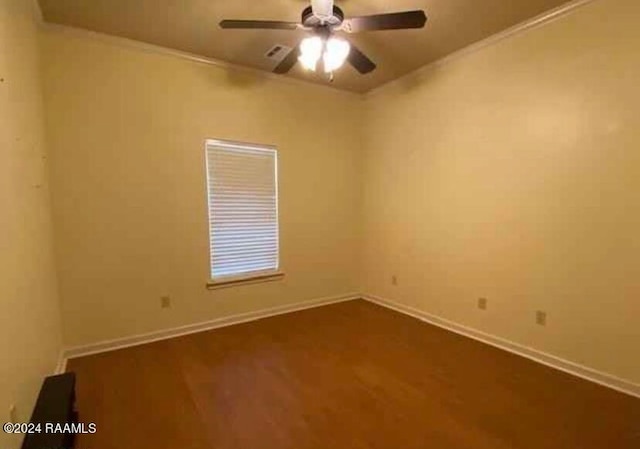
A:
67;300;640;449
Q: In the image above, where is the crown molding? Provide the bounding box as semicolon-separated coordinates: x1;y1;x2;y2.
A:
40;22;362;99
366;0;599;98
30;0;44;24
38;0;598;98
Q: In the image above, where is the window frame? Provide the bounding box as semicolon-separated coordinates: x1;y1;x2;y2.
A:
204;138;283;289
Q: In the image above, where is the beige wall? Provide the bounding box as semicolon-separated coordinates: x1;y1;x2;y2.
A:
41;30;364;347
37;0;639;387
0;1;63;447
362;0;640;385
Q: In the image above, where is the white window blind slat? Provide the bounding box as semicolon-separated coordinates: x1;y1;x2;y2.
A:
205;140;279;280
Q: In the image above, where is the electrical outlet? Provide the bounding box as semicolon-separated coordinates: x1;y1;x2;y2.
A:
9;404;17;422
478;297;488;310
391;275;398;286
536;310;547;326
160;296;171;309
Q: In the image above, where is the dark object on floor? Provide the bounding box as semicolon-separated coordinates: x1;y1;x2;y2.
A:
21;372;77;449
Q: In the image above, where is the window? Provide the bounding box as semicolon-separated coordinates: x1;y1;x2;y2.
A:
205;139;280;286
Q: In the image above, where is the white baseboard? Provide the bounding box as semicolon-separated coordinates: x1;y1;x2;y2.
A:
363;294;640;399
54;349;67;375
60;291;640;399
64;293;360;359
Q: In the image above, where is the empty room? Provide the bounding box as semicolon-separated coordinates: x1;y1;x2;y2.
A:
2;0;639;448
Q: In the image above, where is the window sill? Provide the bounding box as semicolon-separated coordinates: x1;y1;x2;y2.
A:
206;271;285;290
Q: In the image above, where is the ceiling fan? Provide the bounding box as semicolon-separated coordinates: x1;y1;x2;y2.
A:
219;0;427;78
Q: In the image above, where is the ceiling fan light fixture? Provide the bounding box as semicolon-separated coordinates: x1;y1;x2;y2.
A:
221;2;428;77
298;36;323;71
311;0;334;21
323;37;350;72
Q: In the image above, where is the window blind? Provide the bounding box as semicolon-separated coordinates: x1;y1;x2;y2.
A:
205;140;279;279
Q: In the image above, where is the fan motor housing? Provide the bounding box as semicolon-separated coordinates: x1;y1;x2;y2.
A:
301;6;344;28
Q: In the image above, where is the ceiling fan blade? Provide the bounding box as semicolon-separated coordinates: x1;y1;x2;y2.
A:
342;10;427;33
347;43;376;74
219;20;299;30
311;0;334;20
273;45;300;74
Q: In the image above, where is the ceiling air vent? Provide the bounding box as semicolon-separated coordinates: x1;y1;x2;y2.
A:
264;44;292;62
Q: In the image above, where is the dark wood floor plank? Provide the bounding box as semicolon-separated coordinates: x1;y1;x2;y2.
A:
67;300;640;449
